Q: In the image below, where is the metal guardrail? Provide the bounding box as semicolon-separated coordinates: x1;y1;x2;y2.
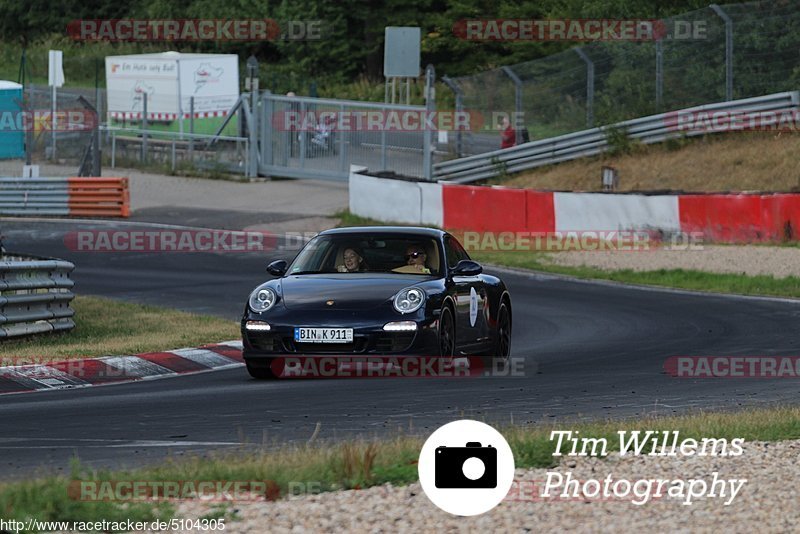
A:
102;126;251;176
0;255;75;338
0;177;129;217
434;91;800;183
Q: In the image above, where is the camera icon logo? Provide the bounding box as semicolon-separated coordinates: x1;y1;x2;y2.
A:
418;420;515;516
435;442;497;488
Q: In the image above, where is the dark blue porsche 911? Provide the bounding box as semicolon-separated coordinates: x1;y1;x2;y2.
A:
241;226;512;379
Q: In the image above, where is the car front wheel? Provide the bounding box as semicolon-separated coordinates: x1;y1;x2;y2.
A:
482;302;511;372
246;360;278;379
438;306;455;358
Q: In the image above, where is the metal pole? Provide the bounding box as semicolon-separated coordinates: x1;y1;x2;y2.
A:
380;115;387;170
441;76;464;157
141;93;148;163
263;92;273;168
189;96;194;164
246;56;259;177
95;58;100;119
92;109;101;176
25;76;33;166
299;99;306;168
51;85;57;161
248;95;258;178
656;39;663;111
249;92;259;177
710;4;734;101
339;103;346;173
501;66;524;144
574;49;594;128
423;65;435;181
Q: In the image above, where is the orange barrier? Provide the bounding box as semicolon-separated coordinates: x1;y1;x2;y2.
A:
67;177;130;218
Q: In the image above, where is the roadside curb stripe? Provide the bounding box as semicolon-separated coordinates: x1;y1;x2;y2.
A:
0;340;243;395
171;348;240;368
137;352;211;374
100;356;176;377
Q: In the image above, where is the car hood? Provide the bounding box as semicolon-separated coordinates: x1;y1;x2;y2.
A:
279;274;429;311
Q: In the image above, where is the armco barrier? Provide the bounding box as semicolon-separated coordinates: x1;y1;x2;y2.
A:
0;177;129;217
434;91;800;184
350;171;800;244
0;255;75;338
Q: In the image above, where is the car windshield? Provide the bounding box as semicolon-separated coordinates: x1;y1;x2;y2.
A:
287;235;440;276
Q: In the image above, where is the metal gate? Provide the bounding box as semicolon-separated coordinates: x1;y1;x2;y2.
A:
258;93;431;181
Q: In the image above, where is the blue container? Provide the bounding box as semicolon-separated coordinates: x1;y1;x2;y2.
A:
0;81;24;159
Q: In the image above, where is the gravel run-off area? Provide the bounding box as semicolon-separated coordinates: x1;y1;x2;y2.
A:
543;244;800;279
155;439;800;533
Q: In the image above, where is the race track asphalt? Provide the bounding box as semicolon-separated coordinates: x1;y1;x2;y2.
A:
1;218;798;479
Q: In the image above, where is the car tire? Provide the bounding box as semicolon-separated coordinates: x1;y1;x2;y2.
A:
482;302;511;372
438;306;455;359
246;360;278;379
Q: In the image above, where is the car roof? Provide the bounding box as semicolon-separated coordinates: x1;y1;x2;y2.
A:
319;226;446;238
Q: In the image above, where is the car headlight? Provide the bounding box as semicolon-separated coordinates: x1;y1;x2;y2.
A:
249;287;277;313
393;287;425;314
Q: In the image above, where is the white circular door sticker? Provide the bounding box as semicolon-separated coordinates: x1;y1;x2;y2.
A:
418;419;515;516
469;287;478;327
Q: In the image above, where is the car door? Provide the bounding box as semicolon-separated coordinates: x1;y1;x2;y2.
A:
444;235;490;349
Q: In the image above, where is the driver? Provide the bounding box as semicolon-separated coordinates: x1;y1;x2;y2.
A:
398;244;431;274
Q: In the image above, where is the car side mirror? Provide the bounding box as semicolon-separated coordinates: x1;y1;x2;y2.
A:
451;259;482;277
267;259;288;277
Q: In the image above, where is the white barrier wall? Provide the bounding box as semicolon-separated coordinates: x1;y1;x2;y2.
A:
419;181;443;227
553;192;681;232
349;169;685;234
349;167;442;226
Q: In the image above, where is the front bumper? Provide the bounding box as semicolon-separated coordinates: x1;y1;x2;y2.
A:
241;309;439;361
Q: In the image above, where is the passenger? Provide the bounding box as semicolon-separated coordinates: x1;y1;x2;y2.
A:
337;246;368;272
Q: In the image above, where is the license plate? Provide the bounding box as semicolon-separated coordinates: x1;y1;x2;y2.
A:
294;327;353;343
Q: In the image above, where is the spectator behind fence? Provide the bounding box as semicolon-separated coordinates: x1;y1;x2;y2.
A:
500;116;516;149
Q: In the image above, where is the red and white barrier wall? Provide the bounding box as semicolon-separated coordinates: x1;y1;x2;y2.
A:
349;168;800;242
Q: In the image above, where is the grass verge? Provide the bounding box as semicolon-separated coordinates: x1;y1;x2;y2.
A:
3;406;800;531
0;295;239;361
336;210;800;299
491;131;800;193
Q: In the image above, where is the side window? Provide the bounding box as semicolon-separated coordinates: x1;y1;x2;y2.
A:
444;236;470;269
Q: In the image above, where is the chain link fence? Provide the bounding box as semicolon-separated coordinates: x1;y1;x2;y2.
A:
447;0;800;157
